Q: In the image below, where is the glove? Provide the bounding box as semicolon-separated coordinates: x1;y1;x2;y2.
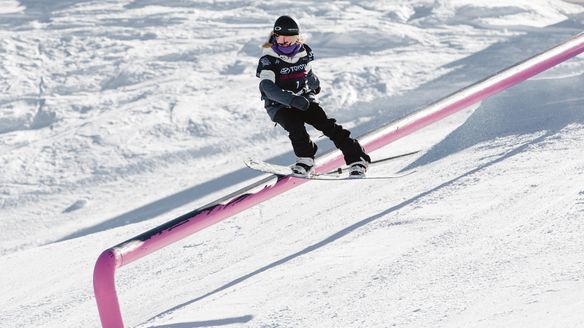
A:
290;96;310;111
313;86;321;95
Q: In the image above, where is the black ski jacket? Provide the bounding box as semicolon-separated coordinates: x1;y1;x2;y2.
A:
256;44;320;120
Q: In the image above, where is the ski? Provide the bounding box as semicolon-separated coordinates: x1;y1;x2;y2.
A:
323;150;420;175
296;170;415;180
244;151;419;180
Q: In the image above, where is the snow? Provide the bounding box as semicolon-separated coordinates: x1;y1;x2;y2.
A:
0;0;583;327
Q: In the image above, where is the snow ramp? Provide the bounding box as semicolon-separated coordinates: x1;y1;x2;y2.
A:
94;32;584;328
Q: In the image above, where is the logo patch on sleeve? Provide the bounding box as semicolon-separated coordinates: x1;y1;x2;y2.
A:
260;58;271;67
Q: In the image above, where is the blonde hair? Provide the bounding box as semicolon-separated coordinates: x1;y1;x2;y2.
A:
261;32;305;48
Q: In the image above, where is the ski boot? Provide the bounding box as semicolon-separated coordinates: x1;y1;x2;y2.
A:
348;160;368;178
291;157;314;177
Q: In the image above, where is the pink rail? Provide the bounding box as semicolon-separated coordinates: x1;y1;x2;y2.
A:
94;32;584;327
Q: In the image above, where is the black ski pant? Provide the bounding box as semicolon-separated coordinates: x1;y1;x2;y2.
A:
273;102;365;164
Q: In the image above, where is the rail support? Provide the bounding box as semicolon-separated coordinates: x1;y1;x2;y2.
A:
94;249;123;328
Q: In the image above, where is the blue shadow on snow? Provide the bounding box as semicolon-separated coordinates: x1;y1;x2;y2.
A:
147;315;253;328
145;131;554;323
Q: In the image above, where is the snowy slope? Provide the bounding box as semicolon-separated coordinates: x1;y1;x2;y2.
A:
0;1;583;327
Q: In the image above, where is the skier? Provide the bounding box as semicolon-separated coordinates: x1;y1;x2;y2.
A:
256;15;371;177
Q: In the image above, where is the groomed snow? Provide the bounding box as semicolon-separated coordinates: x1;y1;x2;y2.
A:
0;1;583;327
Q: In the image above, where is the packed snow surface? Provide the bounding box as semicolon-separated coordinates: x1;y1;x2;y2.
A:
0;0;583;327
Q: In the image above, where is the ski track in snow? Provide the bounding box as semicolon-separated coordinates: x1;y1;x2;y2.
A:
0;0;583;327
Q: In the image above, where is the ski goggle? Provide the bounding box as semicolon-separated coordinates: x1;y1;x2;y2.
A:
272;33;299;45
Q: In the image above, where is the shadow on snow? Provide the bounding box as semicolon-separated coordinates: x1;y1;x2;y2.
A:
405;73;584;170
145;131;554;323
146;315;253;328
